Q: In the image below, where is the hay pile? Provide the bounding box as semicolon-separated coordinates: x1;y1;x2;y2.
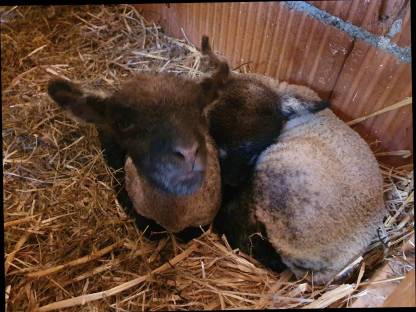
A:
2;5;414;311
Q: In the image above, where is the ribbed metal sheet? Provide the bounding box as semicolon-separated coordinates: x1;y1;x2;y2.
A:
330;40;412;157
135;2;412;165
308;0;409;36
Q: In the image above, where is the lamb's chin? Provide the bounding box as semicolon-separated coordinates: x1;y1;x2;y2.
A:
169;173;204;196
144;169;204;196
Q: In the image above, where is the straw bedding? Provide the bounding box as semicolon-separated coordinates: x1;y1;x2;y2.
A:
2;5;414;311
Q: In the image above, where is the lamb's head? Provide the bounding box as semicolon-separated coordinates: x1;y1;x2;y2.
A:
48;73;224;196
200;36;329;187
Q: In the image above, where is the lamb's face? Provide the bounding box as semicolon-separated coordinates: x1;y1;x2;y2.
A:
47;73;220;196
200;36;285;187
217;143;268;187
207;78;285;187
116;101;209;196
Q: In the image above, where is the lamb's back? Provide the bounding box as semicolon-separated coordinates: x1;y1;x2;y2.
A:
253;109;385;282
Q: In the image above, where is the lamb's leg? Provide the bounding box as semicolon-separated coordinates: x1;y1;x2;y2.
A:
213;184;286;272
281;256;352;285
175;224;211;243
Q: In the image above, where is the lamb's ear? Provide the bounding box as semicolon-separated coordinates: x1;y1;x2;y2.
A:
201;35;212;55
280;93;330;119
200;60;230;90
200;35;229;72
200;35;230;86
199;36;230;104
48;78;107;124
199;61;230;107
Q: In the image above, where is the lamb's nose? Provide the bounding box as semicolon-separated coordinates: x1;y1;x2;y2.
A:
174;142;199;169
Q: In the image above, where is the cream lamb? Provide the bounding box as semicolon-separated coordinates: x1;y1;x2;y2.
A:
219;82;386;284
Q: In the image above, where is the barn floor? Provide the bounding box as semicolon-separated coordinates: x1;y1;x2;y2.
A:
2;5;414;311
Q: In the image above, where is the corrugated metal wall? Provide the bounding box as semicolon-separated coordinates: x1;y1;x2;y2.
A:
135;1;412;166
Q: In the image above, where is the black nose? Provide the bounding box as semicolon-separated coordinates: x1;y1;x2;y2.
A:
174;142;199;170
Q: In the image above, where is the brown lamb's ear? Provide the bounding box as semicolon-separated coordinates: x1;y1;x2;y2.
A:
201;35;210;53
199;35;230;103
200;36;222;65
48;78;108;125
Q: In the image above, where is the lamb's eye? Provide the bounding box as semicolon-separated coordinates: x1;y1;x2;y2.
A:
173;151;185;159
249;155;258;165
119;123;135;132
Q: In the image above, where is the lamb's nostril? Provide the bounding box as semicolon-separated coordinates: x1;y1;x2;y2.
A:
173;142;199;167
174;151;186;160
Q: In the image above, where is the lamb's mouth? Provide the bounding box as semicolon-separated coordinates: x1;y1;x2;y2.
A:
177;170;203;181
172;171;205;195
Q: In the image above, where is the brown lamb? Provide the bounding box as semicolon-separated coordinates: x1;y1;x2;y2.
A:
239;82;386;284
47;71;223;235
